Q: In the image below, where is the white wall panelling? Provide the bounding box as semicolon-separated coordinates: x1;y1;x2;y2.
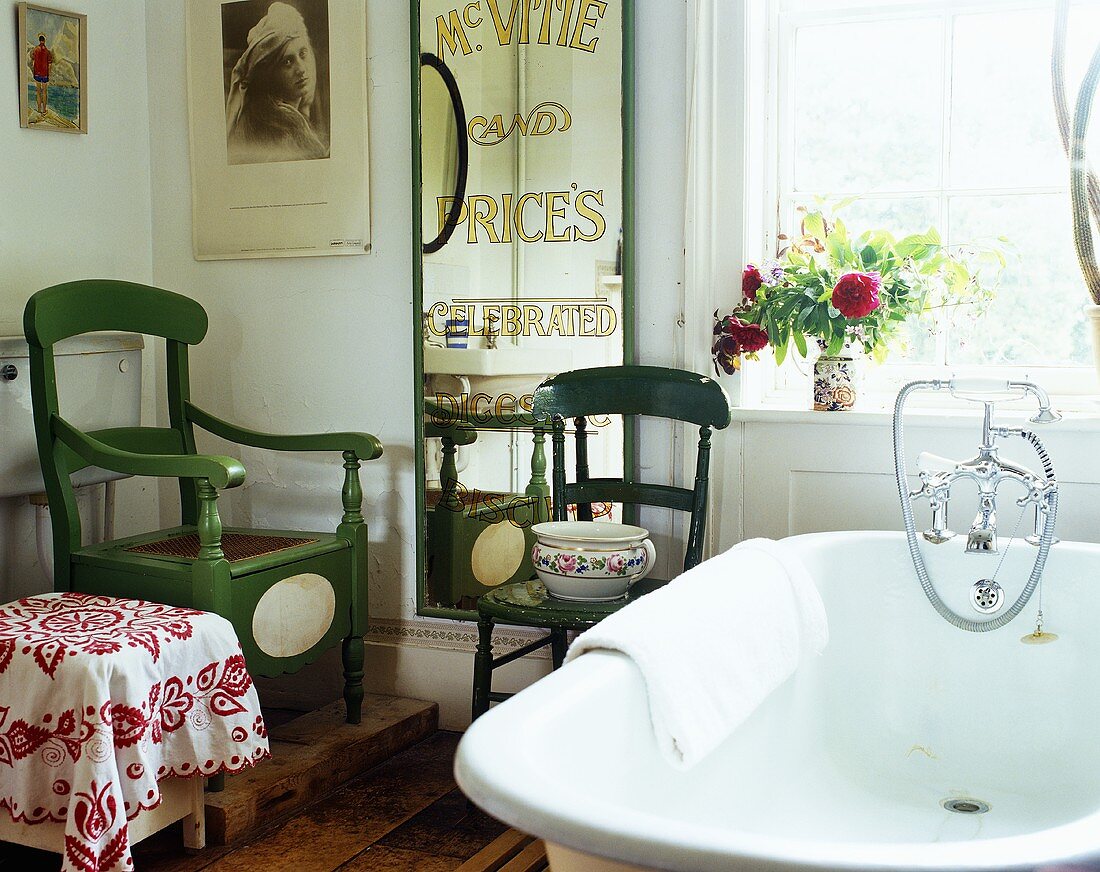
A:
737;412;1100;546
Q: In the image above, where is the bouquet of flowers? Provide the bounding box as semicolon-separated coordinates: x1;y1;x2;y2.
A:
712;206;1004;375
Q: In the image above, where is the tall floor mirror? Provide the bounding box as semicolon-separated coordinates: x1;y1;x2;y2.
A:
412;0;634;619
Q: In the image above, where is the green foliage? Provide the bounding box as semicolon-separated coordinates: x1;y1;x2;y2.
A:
738;206;1003;362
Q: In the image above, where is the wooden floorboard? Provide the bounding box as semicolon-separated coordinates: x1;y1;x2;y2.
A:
375;787;508;860
453;829;548;872
338;844;463;871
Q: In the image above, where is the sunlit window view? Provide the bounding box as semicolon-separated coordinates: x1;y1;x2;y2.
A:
781;2;1100;375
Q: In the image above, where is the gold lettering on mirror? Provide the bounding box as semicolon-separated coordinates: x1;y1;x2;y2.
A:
418;0;626;614
436;187;606;245
436;0;608;58
468;101;572;147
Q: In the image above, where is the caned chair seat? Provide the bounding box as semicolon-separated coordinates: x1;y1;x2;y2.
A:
126;530;321;562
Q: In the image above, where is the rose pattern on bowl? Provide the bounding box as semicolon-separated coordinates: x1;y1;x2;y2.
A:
532;547;648;577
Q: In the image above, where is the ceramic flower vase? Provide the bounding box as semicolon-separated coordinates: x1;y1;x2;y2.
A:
813;354;860;411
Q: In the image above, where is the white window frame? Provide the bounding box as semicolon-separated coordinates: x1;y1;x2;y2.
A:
743;0;1098;412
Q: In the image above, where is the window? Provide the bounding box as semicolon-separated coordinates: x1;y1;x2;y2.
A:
755;0;1100;405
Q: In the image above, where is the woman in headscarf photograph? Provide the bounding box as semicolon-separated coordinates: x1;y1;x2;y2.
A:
223;0;330;165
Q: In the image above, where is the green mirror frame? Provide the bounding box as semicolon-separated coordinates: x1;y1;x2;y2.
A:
410;0;636;621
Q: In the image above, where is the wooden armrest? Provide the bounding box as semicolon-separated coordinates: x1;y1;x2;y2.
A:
186;403;383;461
53;416;245;489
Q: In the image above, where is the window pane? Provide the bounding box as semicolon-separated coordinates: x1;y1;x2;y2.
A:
948;194;1090;367
950;11;1066;190
793;18;944;193
839;196;939;239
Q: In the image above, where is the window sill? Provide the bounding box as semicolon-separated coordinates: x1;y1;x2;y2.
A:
731;401;1100;432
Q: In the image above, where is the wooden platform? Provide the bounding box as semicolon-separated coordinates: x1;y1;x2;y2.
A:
205;693;438;845
455;829;549;871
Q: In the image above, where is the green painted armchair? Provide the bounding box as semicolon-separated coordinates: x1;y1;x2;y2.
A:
23;280;383;724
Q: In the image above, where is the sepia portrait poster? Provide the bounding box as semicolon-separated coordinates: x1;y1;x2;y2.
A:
185;0;370;260
17;3;87;133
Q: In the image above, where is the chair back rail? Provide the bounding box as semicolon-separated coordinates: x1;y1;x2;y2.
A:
24;279;208;348
533;365;731;429
23;279;207;347
559;480;694;513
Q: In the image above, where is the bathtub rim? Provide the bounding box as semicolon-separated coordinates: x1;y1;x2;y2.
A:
455;530;1100;872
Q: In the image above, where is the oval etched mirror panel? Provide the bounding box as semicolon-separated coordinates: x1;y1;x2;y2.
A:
413;0;633;618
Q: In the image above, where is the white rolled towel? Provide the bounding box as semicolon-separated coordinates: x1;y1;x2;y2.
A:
564;538;828;769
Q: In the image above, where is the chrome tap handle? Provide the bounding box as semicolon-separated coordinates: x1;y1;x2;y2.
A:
1014;480;1048;509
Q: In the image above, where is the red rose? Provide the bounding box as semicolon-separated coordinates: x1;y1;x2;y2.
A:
732;321;768;353
742;265;763;302
831;272;881;319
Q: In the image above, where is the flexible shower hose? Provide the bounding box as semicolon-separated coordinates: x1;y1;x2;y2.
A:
892;382;1059;632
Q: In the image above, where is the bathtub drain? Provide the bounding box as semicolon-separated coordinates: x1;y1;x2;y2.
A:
942;798;990;815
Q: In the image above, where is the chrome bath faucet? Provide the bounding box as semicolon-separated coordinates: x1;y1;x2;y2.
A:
911;381;1060;553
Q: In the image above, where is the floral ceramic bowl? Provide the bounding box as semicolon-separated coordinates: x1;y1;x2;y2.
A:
530;521;656;602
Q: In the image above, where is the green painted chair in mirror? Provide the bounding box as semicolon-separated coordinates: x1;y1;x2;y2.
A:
423;398;547;610
471;365;732;721
23;280;383;725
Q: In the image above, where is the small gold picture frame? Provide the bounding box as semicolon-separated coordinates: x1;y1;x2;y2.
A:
17;2;88;133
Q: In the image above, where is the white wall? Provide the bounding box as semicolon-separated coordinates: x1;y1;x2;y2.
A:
0;0;159;601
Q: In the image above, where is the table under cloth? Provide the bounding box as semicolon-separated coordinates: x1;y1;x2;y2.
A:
0;592;270;871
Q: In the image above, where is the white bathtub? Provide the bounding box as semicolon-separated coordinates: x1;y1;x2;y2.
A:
455;531;1100;872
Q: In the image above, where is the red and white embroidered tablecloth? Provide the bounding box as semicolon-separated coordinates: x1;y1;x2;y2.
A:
0;592;270;871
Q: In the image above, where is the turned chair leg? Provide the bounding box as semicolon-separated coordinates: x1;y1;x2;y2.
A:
343;635;365;725
550;628;568;670
472;617;494;722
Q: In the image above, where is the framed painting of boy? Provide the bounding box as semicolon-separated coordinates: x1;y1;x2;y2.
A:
17;3;88;133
